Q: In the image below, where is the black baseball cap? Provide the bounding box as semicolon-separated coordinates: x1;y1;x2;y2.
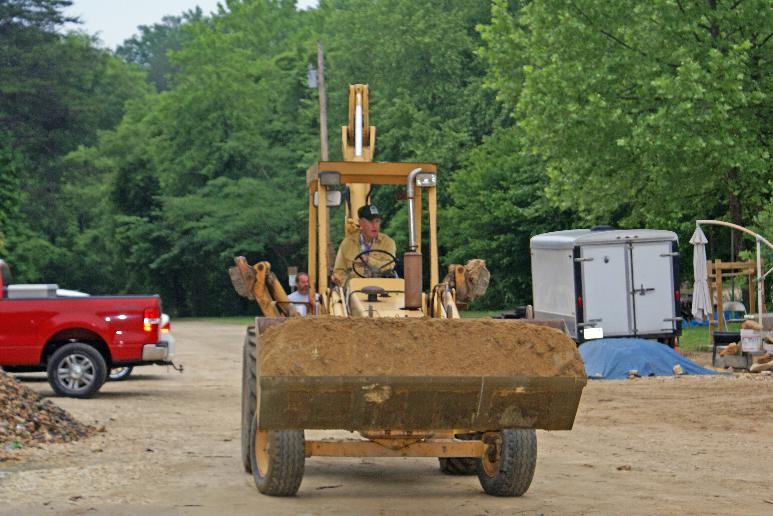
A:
358;204;381;221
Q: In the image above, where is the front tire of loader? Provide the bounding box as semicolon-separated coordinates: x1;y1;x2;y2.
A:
241;326;257;473
477;429;537;497
249;415;305;496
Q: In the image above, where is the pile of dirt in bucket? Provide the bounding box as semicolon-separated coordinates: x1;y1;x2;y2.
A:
259;317;585;377
0;368;96;460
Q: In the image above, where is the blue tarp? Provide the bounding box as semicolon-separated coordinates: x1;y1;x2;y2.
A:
579;338;718;379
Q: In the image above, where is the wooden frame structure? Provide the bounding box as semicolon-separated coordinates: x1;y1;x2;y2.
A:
707;259;757;332
697;219;772;329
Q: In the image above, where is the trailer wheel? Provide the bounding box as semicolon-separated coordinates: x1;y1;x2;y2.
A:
47;342;108;398
438;432;481;475
477;429;537;497
249;415;305;496
241;326;257;473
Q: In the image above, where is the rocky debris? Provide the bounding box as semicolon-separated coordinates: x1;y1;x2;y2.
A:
0;368;96;461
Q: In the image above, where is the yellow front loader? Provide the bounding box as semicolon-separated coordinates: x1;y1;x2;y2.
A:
232;85;586;497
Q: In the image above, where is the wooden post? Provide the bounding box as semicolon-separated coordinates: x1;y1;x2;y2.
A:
716;260;725;331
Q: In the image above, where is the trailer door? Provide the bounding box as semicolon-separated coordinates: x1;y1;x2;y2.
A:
630;242;676;335
580;244;631;338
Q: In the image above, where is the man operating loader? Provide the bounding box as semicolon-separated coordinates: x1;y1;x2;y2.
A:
333;204;397;285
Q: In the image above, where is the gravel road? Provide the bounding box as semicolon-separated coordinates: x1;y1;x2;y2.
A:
1;320;771;515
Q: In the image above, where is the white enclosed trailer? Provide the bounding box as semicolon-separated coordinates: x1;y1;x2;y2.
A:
530;228;682;344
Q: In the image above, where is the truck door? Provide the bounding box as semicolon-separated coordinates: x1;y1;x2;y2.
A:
630;242;677;335
580;244;632;338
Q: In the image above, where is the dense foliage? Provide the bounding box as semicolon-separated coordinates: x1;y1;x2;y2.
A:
480;0;771;253
1;0;770;314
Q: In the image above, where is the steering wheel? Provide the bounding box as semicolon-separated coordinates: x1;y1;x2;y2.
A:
352;249;398;278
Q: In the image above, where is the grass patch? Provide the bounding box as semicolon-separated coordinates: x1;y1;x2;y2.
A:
178;316;256;326
679;323;741;352
679;326;712;352
460;310;502;319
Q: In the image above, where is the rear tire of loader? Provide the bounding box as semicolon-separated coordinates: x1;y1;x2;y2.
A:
439;458;479;475
249;415;305;496
241;326;257;473
438;432;481;475
477;429;537;497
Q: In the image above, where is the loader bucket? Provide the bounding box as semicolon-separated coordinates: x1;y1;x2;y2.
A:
255;317;586;432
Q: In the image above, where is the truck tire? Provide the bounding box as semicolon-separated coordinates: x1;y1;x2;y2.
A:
249;415;305;496
477;429;537;497
47;342;108;398
438;432;481;475
109;366;133;381
241;326;257;473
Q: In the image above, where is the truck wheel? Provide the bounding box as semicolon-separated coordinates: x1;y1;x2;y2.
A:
438;432;481;475
241;326;257;473
47;342;108;398
249;415;305;496
477;429;537;497
108;366;133;381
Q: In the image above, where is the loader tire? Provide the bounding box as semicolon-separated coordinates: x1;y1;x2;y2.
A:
241;326;257;473
249;415;305;496
438;432;480;475
477;429;537;497
439;458;479;475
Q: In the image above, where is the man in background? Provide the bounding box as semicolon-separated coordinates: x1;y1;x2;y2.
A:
287;272;317;316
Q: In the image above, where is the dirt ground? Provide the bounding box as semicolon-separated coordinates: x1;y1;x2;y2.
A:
1;320;771;515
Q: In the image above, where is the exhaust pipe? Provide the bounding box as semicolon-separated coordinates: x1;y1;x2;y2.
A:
404;168;423;309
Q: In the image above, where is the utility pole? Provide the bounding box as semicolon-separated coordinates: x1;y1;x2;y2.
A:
315;42;334;272
317;42;329;161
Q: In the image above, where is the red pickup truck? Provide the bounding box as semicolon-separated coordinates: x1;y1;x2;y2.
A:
0;259;174;398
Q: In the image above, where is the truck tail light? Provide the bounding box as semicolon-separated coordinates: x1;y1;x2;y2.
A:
143;307;161;333
674;290;680;303
161;315;171;333
576;296;583;308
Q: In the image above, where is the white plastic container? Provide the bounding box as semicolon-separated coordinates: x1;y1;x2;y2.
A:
740;329;762;352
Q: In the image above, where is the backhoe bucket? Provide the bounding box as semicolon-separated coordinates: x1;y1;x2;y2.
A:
254;318;586;432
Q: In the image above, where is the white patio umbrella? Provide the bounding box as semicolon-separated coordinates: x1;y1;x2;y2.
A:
690;225;713;321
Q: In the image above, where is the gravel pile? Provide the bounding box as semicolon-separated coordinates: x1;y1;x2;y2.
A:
0;368;96;460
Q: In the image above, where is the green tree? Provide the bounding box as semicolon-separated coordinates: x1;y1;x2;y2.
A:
443;126;577;307
115;9;205;91
150;176;306;316
330;0;501;151
480;0;772;234
144;0;315;194
0;131;22;257
0;0;151;282
316;1;505;213
63;0;317;311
